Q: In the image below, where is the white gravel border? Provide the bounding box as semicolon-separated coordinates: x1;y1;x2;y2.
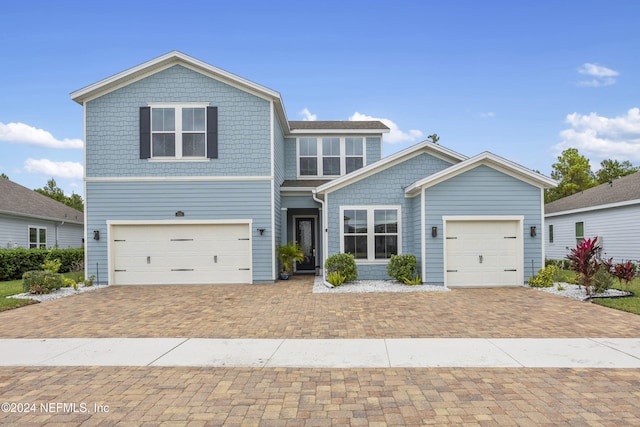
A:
313;276;450;293
8;283;110;303
524;282;632;301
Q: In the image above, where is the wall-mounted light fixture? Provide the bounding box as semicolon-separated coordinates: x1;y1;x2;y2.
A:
257;228;265;236
93;230;100;241
431;226;438;238
175;211;185;217
530;226;537;237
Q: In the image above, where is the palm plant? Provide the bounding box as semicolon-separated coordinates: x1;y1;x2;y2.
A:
276;241;305;275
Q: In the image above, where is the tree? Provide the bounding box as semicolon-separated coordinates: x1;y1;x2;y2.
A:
34;178;84;212
427;133;440;144
595;159;639;184
545;148;596;203
0;173;8;180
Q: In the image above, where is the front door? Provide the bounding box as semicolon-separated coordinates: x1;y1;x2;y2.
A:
295;218;315;272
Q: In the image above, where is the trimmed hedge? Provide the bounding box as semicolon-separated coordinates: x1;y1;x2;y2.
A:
325;253;358;282
0;248;84;281
387;254;417;282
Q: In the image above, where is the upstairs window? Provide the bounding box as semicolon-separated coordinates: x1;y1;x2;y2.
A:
345;137;364;174
322;137;341;176
140;105;217;160
297;137;366;177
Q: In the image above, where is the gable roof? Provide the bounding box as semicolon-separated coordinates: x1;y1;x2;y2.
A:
0;179;83;224
70;51;290;134
404;151;556;196
545;171;640;215
315;140;468;195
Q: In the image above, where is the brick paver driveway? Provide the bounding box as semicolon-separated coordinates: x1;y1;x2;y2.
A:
2;275;640;425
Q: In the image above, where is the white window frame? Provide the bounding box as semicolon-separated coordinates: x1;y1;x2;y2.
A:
339;205;402;263
297;136;366;178
148;103;209;160
28;225;47;249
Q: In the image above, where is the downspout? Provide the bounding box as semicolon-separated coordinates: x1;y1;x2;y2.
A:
311;189;327;283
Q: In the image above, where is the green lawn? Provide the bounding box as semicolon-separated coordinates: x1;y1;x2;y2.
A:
592;276;640;315
554;268;640;315
0;279;36;311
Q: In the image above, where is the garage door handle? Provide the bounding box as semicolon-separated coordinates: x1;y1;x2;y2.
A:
238;238;250;241
504;269;517;271
447;269;458;272
171;269;194;271
504;236;517;239
479;255;483;264
238;268;250;270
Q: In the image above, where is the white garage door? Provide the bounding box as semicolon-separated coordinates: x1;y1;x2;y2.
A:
445;220;521;288
111;223;251;285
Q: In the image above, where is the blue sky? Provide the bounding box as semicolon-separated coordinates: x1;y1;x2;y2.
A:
1;0;639;196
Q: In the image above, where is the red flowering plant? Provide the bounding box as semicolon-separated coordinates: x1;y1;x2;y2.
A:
566;237;601;297
612;261;637;288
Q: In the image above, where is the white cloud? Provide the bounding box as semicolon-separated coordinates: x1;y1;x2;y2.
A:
554;107;640;164
480;112;495;118
299;108;317;121
576;63;619;87
24;158;84;179
349;112;423;144
0;122;83;149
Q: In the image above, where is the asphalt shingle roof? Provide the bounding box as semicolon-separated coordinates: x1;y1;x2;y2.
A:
545;172;640;214
288;121;389;130
0;179;83;223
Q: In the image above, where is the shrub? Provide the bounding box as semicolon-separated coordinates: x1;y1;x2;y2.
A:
528;265;558;288
612;261;637;288
327;271;346;287
0;248;84;281
545;259;569;270
84;275;96;287
387;254;417;282
22;270;63;294
41;258;62;273
62;277;76;288
324;253;357;282
592;264;614;294
403;275;422;285
566;237;601;296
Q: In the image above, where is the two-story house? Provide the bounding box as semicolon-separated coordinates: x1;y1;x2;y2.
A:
71;51;555;287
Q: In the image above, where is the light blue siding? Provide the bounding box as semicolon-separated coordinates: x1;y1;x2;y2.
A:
85;65;272;178
0;214;83;249
366;137;382;164
284;138;297;180
281;195;321;210
273;114;286;274
326;153;453;280
424;165;543;284
86;180;273;283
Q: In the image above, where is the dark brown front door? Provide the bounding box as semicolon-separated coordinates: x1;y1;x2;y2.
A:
295;218;315;271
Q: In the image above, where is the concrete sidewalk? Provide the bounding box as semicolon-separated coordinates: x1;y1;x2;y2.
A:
2;337;640;368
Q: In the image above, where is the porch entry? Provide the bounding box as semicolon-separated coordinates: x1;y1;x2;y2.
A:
295;217;316;272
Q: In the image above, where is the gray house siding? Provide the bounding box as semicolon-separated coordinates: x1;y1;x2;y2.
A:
86;180;273;283
546;203;640;263
0;214;83;249
424;165;543;285
326;153;454;280
85;65;272;178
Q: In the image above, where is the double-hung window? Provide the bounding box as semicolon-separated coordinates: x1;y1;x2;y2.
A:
297;137;365;177
341;206;400;262
140;104;217;160
151;105;206;158
29;226;46;249
299;137;318;176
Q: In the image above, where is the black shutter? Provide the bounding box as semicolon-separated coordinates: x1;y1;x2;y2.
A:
140;107;151;159
207;106;218;159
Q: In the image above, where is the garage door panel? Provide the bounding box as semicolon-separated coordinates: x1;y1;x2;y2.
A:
111;223;252;285
446;220;520;288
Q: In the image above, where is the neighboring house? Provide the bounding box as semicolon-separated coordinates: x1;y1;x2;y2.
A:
0;178;84;249
545;172;640;263
71;51;555;287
